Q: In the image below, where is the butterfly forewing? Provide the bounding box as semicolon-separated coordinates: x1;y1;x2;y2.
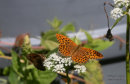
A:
56;34;77;56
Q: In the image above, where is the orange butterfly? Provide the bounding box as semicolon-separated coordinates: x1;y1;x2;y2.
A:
56;34;103;63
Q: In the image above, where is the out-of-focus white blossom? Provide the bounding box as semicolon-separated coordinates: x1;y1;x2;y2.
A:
74;65;86;73
114;0;130;7
43;53;86;73
110;8;124;20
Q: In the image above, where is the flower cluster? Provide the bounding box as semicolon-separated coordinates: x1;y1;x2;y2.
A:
114;0;129;7
110;8;124;20
110;0;130;20
43;53;86;73
74;65;86;73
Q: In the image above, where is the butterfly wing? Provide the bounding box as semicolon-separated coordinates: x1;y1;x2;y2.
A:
56;34;77;56
71;47;103;63
27;53;46;70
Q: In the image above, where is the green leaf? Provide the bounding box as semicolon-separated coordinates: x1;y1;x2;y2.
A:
84;31;93;43
84;39;114;51
111;16;123;30
41;40;59;50
80;29;93;43
11;51;19;70
71;37;81;45
11;51;24;78
0;78;7;84
46;48;58;58
41;30;59;42
31;69;57;84
3;67;10;75
37;70;57;84
0;50;4;56
8;70;21;84
47;17;62;29
80;60;104;84
60;23;75;32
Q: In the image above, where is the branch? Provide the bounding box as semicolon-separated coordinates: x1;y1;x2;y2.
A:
58;72;92;84
83;35;125;47
104;2;114;29
0;56;12;60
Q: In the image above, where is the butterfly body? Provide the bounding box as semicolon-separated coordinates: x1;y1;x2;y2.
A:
56;34;103;63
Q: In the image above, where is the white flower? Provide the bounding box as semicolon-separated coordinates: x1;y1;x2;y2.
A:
53;64;65;73
110;8;124;20
113;0;130;7
43;53;72;73
74;65;86;73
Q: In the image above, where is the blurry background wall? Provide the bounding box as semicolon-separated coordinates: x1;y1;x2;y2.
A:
0;0;125;37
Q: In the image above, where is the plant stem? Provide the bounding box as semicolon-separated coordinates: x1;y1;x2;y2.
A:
66;69;70;84
126;11;130;84
0;56;12;60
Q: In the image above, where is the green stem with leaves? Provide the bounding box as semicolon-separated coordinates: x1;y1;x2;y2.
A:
126;8;130;84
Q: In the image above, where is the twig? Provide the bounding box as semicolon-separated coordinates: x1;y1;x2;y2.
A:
31;46;44;50
58;72;91;84
113;35;126;43
0;56;25;63
97;35;125;43
0;56;12;60
83;35;125;45
104;2;114;29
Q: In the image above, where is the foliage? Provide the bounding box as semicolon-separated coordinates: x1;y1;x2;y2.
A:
8;51;57;84
0;78;7;84
0;51;4;56
41;17;75;50
70;31;113;84
81;60;104;84
7;34;57;84
84;31;114;51
105;0;130;84
0;18;114;84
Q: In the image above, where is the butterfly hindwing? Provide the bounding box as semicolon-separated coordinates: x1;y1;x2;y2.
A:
71;47;103;63
71;47;89;63
81;47;103;59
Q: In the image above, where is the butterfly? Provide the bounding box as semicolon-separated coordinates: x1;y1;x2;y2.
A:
56;34;103;63
27;53;46;70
